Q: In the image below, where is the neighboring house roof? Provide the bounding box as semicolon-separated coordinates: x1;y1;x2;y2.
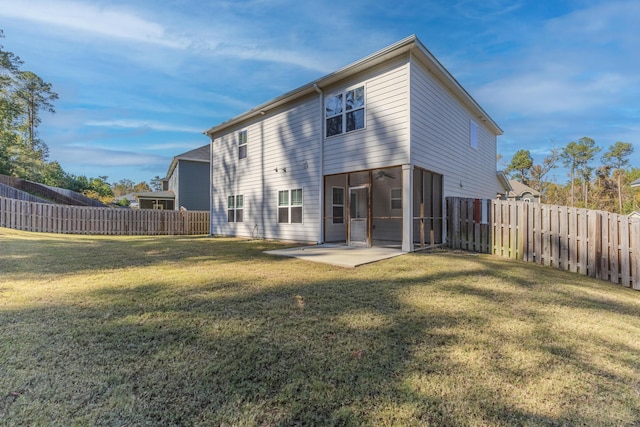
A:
496;171;513;195
135;191;175;200
631;177;640;187
204;34;503;138
165;144;210;179
508;180;541;198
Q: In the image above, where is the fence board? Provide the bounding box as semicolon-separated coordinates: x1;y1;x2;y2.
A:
632;221;640;290
0;197;209;236
609;213;619;284
619;218;630;287
446;198;638;291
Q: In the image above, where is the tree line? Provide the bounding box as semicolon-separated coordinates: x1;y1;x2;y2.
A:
0;30;159;205
503;137;639;214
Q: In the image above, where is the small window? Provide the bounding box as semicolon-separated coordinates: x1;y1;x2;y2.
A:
278;190;289;224
325;94;343;137
345;86;365;132
390;188;402;210
227;194;244;222
278;188;303;224
325;86;365;137
470;120;478;150
332;187;344;224
235;195;244;222
238;130;247;159
291;189;303;224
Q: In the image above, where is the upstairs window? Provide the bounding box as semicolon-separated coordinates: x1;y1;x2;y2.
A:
325;86;365;137
469;120;478;150
227;195;244;222
238;130;247;159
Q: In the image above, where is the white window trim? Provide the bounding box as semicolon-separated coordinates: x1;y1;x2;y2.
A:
469;120;479;150
390;188;402;210
227;194;244;223
278;188;303;224
238;130;247;159
325;84;366;138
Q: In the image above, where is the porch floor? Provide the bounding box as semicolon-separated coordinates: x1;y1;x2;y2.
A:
264;244;406;268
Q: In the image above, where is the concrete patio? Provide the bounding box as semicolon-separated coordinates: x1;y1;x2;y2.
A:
264;244;406;268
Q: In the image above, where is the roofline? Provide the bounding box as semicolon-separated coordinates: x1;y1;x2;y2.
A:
497;171;513;192
204;35;502;137
164;145;211;179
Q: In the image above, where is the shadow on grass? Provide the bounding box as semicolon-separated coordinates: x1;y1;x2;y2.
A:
0;233;294;276
2;246;640;425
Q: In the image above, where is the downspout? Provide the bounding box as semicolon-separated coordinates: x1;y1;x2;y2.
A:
313;83;324;245
207;133;214;236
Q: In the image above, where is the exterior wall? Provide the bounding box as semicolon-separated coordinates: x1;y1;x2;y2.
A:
323;56;410;175
210;94;321;242
176;161;209;210
167;167;179;208
409;55;499;200
208;44;500;248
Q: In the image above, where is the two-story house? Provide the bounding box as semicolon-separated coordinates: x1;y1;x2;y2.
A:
164;144;210;211
205;35;503;251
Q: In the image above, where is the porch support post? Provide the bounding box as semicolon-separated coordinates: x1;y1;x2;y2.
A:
402;164;414;252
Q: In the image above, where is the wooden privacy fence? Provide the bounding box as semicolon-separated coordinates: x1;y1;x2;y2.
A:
447;197;640;290
0;197;209;235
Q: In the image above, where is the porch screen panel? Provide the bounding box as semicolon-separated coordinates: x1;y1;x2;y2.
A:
413;168;443;247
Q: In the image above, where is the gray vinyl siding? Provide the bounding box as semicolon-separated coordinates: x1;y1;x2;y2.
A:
409;55;499;199
177;161;209;211
323;57;410;175
211;94;321;243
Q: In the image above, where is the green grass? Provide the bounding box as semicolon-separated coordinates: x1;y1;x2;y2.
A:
1;227;639;426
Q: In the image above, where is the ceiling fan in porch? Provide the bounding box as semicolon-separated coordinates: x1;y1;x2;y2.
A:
375;170;396;180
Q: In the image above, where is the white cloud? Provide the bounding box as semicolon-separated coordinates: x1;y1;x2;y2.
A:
0;1;189;49
54;145;168;167
0;0;339;73
473;1;640;120
85;119;203;134
143;142;208;151
477;72;628;116
454;0;524;20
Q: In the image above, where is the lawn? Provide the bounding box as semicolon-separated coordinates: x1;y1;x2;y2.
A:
1;227;639;426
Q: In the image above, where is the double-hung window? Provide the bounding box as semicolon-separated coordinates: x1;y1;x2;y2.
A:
278;189;303;224
390;188;402;210
332;187;344;224
469;120;478;150
238;130;247;159
227;195;244;222
325;86;365;137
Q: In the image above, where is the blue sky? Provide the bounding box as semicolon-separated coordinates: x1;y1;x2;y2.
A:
1;0;638;185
